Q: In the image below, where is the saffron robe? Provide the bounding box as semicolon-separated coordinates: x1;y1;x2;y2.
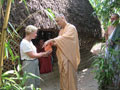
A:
54;23;80;90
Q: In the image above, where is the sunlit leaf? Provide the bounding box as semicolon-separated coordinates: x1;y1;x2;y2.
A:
22;0;30;14
12;0;14;3
7;27;13;38
17;64;22;72
8;22;21;38
45;8;56;22
1;0;4;5
47;8;55;18
28;73;44;81
2;70;14;77
7;41;14;61
5;42;8;59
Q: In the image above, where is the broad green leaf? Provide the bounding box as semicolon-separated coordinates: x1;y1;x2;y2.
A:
2;70;14;77
7;41;15;61
17;64;22;72
8;22;21;38
14;68;20;79
47;8;55;18
7;27;13;38
45;9;56;22
28;73;44;81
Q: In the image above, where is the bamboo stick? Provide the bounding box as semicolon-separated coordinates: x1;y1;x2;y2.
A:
0;1;1;19
0;0;12;86
0;0;2;52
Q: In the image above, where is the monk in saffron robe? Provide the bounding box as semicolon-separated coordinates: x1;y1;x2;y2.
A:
43;14;80;90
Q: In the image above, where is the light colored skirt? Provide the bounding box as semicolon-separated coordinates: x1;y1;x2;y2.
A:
22;59;40;90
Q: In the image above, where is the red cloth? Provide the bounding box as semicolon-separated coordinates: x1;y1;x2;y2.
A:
37;47;52;74
39;54;52;74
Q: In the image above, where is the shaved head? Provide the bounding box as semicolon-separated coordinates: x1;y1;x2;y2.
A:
55;14;67;28
55;14;65;21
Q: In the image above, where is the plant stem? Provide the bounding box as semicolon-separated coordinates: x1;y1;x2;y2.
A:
0;0;12;86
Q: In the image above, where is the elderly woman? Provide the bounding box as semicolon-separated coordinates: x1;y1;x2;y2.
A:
20;25;51;89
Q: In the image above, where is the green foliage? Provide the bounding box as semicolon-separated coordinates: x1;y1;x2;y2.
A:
45;8;56;22
4;21;22;61
92;45;120;89
4;41;19;61
22;0;30;14
1;0;4;5
8;22;21;39
0;63;41;90
89;0;120;30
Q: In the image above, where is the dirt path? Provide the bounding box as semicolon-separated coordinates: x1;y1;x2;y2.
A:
40;67;98;90
77;68;98;90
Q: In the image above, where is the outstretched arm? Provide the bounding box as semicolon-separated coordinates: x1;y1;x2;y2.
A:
43;39;56;48
26;51;51;58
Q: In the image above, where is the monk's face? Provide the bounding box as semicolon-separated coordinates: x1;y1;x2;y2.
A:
55;17;65;28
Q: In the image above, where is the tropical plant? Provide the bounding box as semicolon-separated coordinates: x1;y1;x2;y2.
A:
89;0;120;30
0;0;28;86
0;62;42;90
92;45;120;90
0;0;12;86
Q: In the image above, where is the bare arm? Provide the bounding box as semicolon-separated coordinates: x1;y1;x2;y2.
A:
26;51;51;58
43;39;56;48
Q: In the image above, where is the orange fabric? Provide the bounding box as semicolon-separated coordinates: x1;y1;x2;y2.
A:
44;43;53;52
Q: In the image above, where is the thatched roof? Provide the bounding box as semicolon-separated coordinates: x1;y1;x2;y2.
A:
8;0;101;37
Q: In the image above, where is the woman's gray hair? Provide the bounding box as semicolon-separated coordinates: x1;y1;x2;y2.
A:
25;25;38;34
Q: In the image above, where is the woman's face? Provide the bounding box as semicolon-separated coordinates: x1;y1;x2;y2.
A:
29;30;37;39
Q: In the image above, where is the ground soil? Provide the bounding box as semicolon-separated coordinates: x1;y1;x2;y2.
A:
40;66;98;90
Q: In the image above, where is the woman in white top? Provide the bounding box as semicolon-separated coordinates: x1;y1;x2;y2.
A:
20;25;51;90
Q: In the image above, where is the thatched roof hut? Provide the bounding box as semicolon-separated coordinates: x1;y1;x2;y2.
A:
1;0;101;71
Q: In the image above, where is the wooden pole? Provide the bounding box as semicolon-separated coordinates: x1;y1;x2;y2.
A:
0;0;12;86
0;1;1;19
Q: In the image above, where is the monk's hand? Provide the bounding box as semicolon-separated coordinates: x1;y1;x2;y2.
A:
42;39;53;48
